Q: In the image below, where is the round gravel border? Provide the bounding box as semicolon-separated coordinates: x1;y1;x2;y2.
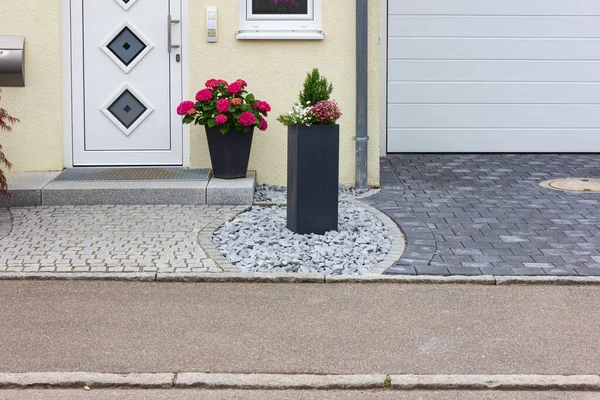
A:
212;201;404;275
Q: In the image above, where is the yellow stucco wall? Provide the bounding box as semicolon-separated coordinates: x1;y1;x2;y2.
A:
189;0;381;186
1;0;63;180
1;0;380;187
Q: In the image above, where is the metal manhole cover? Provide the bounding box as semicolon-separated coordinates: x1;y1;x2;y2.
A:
540;178;600;193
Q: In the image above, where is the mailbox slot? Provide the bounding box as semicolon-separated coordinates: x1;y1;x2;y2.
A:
0;36;25;87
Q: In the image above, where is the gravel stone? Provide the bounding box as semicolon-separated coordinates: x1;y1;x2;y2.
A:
213;203;392;275
254;184;373;204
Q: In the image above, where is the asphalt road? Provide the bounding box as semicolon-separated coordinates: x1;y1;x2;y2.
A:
0;281;598;375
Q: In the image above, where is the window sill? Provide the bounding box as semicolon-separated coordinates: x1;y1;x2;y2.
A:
236;30;324;40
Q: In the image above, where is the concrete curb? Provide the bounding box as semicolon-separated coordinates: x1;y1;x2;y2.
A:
1;373;600;391
2;272;600;285
0;372;174;389
156;272;325;283
176;373;387;390
390;374;600;391
495;276;600;285
0;272;156;281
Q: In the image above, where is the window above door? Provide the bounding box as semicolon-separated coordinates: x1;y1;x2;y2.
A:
237;0;323;40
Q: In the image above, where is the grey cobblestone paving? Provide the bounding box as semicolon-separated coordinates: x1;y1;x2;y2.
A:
0;205;244;273
365;154;600;277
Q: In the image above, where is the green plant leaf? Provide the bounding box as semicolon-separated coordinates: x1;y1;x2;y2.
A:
219;125;229;134
207;119;216;128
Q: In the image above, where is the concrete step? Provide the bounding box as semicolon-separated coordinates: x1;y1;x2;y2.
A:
0;170;256;207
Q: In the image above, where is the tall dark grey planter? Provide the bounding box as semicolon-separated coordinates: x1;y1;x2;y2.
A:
287;124;339;235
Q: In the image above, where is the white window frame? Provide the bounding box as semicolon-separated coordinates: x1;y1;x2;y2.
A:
237;0;323;40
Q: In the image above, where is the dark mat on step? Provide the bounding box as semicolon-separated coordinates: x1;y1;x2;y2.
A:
54;168;211;182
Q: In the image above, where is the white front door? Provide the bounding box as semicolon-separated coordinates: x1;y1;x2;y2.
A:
71;0;183;165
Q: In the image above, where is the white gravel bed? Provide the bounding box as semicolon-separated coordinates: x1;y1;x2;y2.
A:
253;184;375;204
213;202;392;275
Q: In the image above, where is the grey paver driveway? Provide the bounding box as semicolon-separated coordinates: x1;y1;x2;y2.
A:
365;154;600;277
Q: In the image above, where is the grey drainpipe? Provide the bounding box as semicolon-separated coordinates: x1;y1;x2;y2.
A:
355;0;368;189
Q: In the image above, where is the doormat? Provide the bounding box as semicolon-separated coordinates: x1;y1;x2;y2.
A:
54;167;211;182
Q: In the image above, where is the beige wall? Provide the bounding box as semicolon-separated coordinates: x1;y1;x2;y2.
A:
0;0;63;180
189;0;381;186
0;0;381;187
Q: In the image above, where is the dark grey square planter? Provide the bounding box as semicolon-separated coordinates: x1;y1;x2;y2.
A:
287;124;339;235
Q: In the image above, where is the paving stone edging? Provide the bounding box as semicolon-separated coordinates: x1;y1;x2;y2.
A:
1;372;600;391
197;205;251;273
351;200;406;274
0;208;11;239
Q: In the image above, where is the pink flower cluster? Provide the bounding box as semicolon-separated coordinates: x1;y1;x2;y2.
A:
216;99;231;113
177;78;270;133
215;114;228;125
255;101;271;113
195;89;213;102
205;79;228;89
176;101;195;116
238;111;256;127
312;100;342;124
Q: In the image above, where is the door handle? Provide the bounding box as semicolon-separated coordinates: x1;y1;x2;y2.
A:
168;15;181;53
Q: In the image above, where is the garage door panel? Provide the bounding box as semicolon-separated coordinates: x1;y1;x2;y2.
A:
388;129;600;153
389;38;600;60
388;16;600;38
388;82;600;104
388;105;600;128
387;1;600;152
389;0;600;16
388;60;600;82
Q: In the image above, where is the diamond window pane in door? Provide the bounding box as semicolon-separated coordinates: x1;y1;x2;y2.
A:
108;90;147;129
107;27;146;66
114;0;139;11
101;85;154;136
101;23;153;73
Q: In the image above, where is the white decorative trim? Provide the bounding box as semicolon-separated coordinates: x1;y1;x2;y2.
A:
61;0;73;168
113;0;139;11
236;31;323;40
100;21;154;74
101;84;154;136
181;0;191;167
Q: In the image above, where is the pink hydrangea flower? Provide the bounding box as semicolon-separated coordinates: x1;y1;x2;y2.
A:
258;117;268;131
195;89;213;102
238;111;256;126
216;99;231;113
227;82;242;95
205;79;219;89
236;79;248;88
215;114;228;125
255;101;271;113
176;101;195;116
218;79;228;86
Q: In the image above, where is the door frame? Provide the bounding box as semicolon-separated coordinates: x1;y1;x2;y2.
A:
61;0;190;168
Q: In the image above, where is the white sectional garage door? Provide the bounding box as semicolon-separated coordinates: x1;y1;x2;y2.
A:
387;0;600;152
